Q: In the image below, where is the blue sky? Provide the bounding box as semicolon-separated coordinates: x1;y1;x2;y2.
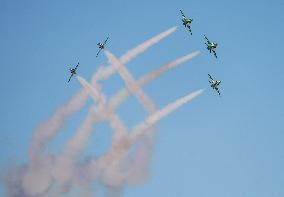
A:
0;0;284;196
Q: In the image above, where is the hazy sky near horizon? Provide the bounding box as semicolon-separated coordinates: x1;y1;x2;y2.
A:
1;0;284;196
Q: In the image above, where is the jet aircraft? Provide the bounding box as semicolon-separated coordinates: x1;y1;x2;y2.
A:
208;74;221;96
180;10;193;35
204;35;218;58
96;37;109;57
68;62;79;83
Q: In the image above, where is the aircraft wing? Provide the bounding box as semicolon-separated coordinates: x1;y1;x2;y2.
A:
213;50;217;58
208;74;213;81
68;73;74;83
75;62;79;70
204;35;210;44
96;48;102;57
180;10;186;17
187;26;192;34
216;88;221;96
103;37;109;45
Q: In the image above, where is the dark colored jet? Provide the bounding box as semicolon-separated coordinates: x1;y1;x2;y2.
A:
208;74;221;96
204;35;218;58
68;62;79;83
96;37;109;57
180;10;193;35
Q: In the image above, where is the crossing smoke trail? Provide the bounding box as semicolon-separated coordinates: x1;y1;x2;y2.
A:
3;26;204;197
29;26;177;163
91;26;177;83
104;50;156;194
108;51;201;110
72;78;203;194
50;76;129;187
5;27;178;197
78;55;157;194
49;50;200;192
105;50;157;114
103;52;202;187
86;89;204;189
75;77;128;143
130;89;204;141
23;27;177;196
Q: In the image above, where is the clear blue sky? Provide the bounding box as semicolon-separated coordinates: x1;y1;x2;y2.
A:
1;0;284;196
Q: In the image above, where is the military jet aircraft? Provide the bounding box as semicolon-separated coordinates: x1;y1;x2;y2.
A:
68;62;79;83
96;37;109;57
204;35;218;58
208;74;221;96
180;10;193;35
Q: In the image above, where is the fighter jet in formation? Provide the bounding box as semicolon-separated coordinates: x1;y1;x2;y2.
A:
204;35;218;58
96;37;109;57
68;62;79;83
65;12;224;97
208;74;221;96
180;10;193;35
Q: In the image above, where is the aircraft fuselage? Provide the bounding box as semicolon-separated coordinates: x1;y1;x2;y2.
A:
70;68;76;75
98;43;104;49
211;80;220;88
182;18;192;26
207;43;217;49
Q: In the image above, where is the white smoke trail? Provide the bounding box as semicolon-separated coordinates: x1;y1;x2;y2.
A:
104;50;156;114
76;51;201;148
77;49;199;150
77;76;106;107
70;51;200;152
123;89;203;183
104;50;158;190
29;26;177;163
108;51;201;110
29;91;88;162
88;51;202;189
103;51;201;186
91;26;177;83
24;27;177;195
51;76;128;186
74;74;154;189
138;51;201;85
3;26;206;197
58;52;202;186
130;89;205;141
87;89;204;188
77;65;155;190
77;76;128;142
119;27;177;64
51;109;98;185
103;85;203;186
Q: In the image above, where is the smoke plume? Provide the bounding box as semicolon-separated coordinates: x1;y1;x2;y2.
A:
2;27;204;197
